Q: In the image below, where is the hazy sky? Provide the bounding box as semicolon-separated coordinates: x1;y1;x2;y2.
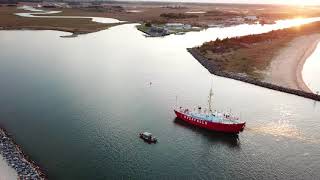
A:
126;0;320;5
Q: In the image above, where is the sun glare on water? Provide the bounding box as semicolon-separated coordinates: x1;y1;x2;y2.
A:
275;17;320;29
286;18;306;26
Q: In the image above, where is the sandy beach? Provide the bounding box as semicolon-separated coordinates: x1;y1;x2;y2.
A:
264;33;320;92
0;155;18;180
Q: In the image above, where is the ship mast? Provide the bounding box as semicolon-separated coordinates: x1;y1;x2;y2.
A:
208;81;214;113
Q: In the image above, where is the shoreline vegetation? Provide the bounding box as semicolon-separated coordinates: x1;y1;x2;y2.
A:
0;6;122;35
136;23;203;37
188;48;320;101
1;2;320;35
188;21;320;101
0;127;46;179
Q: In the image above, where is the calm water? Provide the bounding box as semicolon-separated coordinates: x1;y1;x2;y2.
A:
1;19;320;180
16;6;123;24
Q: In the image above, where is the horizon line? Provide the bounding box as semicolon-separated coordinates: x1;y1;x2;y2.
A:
111;0;320;6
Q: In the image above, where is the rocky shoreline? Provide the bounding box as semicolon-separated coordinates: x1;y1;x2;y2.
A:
187;48;320;101
0;128;46;180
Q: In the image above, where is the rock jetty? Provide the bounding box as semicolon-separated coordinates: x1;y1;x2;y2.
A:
0;128;46;180
187;48;320;101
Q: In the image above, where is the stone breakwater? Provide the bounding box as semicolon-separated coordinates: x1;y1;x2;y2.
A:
187;48;320;101
0;128;46;180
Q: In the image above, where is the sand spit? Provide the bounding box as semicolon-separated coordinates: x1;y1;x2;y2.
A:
188;48;320;101
264;33;320;92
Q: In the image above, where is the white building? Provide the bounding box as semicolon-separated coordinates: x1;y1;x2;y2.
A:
245;16;258;21
232;17;245;22
165;23;192;30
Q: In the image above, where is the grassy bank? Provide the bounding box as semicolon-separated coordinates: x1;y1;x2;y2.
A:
2;3;320;35
136;23;202;37
195;21;320;80
0;6;118;34
188;47;320;101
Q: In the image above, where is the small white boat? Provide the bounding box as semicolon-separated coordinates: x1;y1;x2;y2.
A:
139;132;157;143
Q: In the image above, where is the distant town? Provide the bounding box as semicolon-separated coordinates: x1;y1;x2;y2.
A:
2;0;320;36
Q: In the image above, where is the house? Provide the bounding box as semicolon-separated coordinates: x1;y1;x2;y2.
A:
165;23;192;30
232;17;245;22
148;26;169;36
245;15;258;21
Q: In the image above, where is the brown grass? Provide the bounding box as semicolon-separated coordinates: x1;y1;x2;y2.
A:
0;6;117;34
197;21;320;79
222;37;292;78
1;3;320;34
41;3;320;28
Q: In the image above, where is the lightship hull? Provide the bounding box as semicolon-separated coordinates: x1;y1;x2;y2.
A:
174;110;245;134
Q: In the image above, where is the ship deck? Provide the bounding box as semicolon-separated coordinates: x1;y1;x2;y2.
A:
182;111;242;125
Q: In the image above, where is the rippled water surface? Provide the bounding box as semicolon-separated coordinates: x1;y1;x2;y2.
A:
0;19;320;180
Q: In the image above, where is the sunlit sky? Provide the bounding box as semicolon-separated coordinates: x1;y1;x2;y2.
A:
124;0;320;6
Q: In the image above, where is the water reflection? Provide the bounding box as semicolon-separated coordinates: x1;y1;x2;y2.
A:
17;5;43;12
275;17;319;28
248;119;302;139
173;118;240;148
15;6;123;24
248;120;320;145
